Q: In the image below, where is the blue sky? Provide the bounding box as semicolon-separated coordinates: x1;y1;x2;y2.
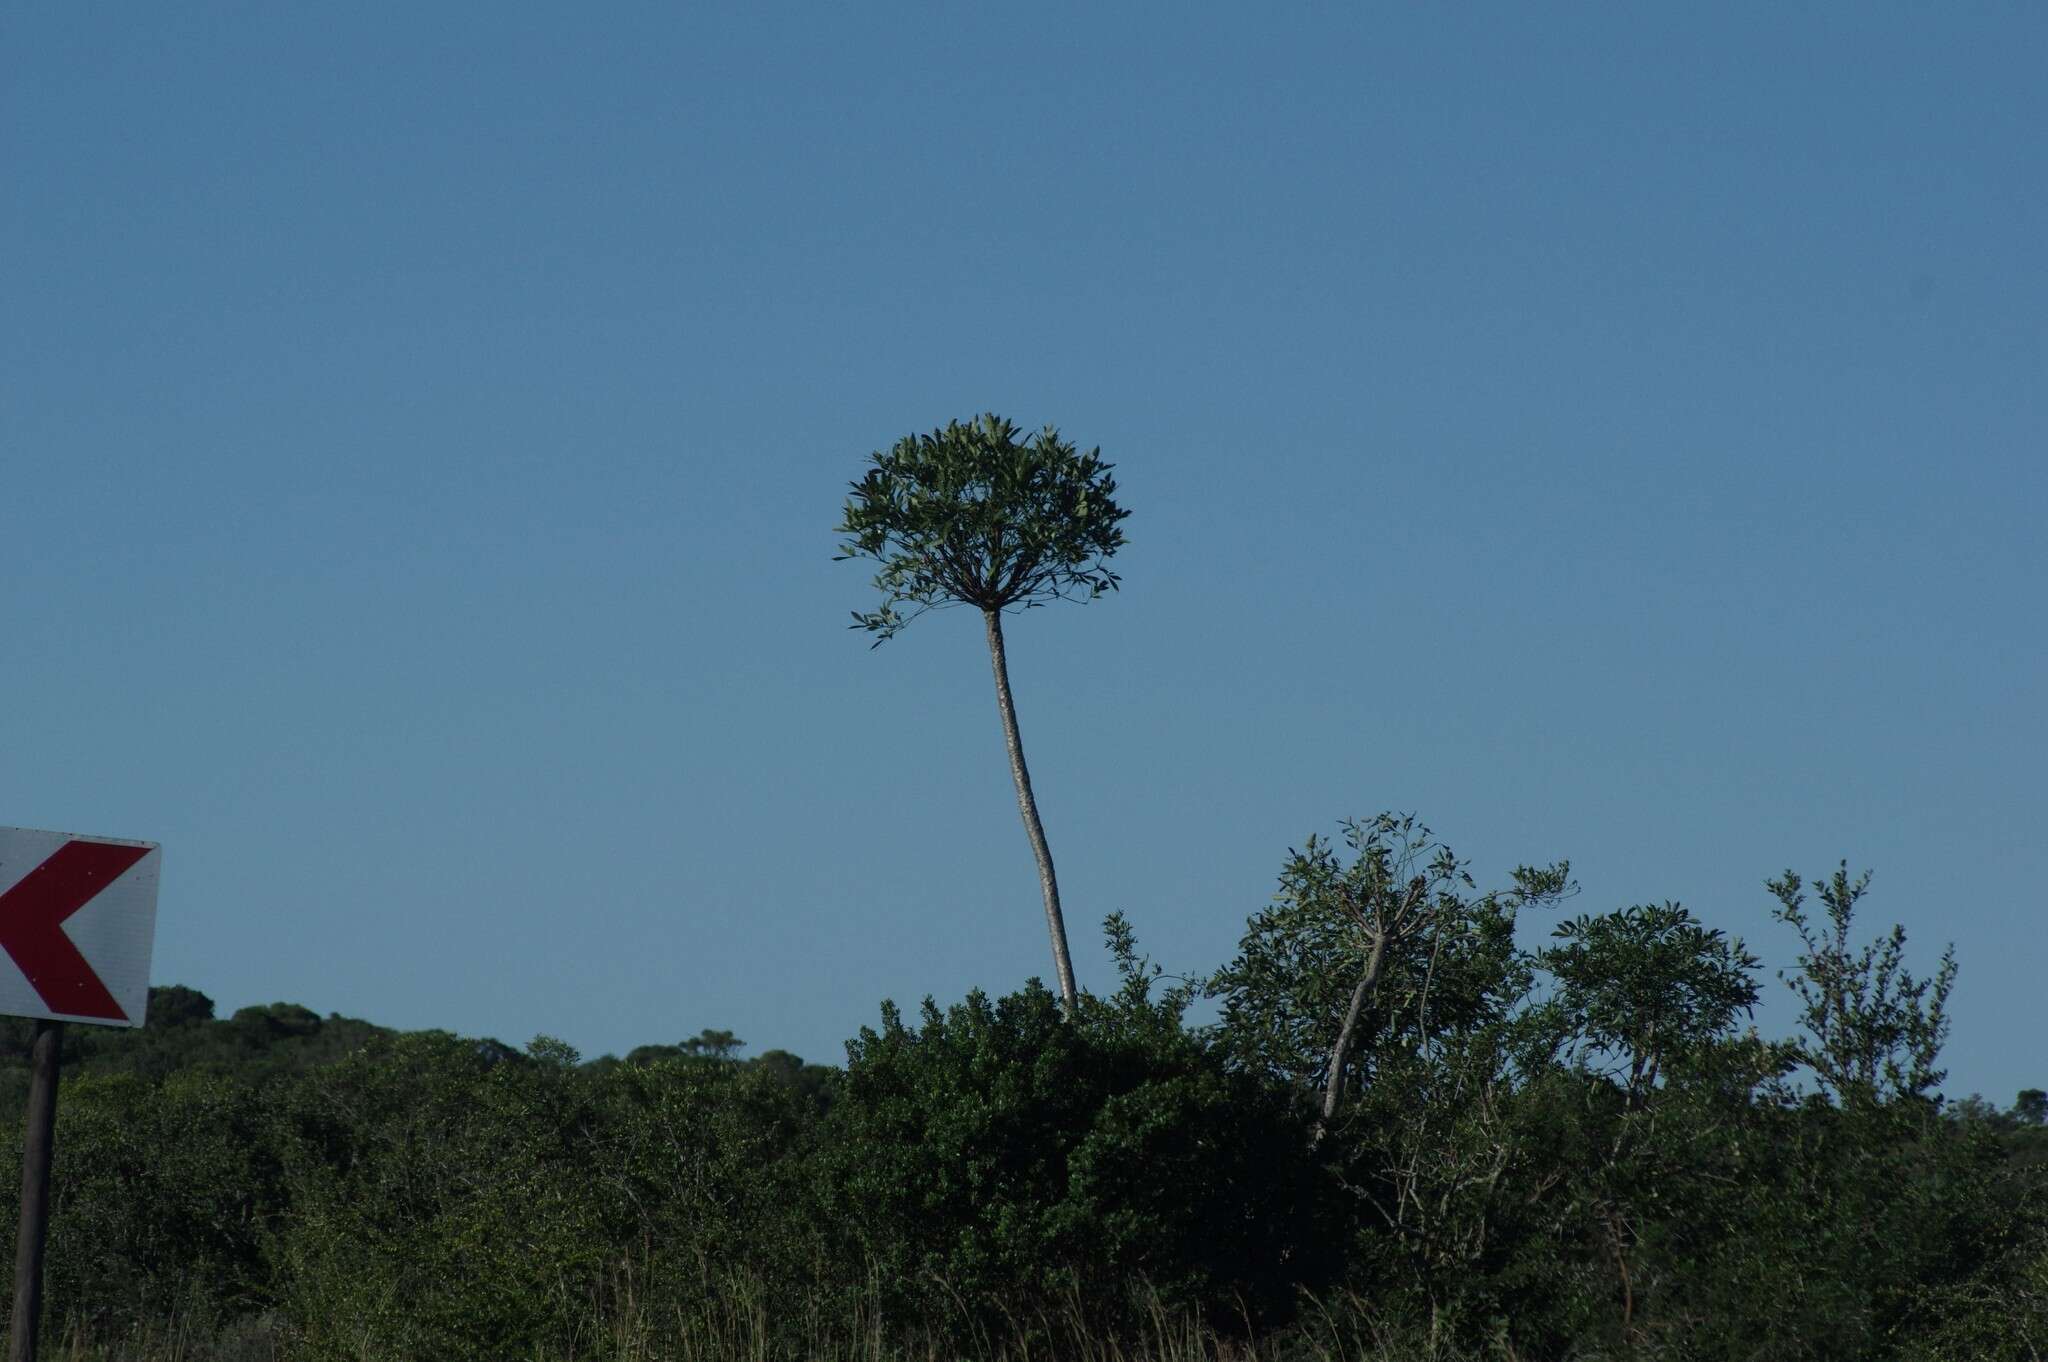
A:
4;5;2041;1100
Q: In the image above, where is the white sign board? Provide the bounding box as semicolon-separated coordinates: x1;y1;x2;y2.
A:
0;827;161;1028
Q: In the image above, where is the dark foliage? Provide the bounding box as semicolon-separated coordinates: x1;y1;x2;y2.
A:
818;973;1339;1335
0;831;2040;1360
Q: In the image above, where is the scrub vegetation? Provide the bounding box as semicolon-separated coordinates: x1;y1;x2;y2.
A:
1;832;2044;1361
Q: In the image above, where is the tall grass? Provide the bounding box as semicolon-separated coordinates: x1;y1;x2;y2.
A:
45;1272;1501;1362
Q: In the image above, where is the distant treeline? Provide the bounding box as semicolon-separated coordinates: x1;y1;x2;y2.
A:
0;989;835;1116
2;816;2045;1361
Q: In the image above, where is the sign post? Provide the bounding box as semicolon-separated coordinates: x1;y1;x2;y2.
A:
9;1023;60;1362
0;829;160;1362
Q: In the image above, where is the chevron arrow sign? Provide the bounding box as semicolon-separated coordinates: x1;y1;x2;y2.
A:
0;828;161;1027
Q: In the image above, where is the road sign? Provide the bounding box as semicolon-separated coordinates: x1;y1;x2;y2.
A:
0;828;160;1028
1;828;160;1361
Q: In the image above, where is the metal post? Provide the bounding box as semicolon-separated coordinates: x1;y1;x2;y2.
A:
9;1020;62;1362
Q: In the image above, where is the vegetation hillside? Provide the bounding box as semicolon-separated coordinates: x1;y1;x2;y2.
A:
2;821;2045;1360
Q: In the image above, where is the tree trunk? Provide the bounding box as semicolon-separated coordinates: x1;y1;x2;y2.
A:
982;608;1079;1010
1316;927;1391;1138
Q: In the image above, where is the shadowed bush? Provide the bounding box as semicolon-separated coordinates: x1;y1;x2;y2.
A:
818;976;1341;1338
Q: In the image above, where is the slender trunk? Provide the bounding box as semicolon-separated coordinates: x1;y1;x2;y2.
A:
1607;1206;1636;1334
1316;928;1391;1140
982;608;1079;1010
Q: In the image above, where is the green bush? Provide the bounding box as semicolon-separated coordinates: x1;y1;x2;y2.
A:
819;978;1338;1335
268;1030;827;1361
0;1070;285;1338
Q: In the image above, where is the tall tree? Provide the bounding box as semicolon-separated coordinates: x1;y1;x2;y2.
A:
1768;862;1957;1105
1209;813;1571;1139
836;414;1129;1009
1541;901;1761;1107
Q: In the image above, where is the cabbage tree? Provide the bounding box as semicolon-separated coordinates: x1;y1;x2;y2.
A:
836;414;1129;1009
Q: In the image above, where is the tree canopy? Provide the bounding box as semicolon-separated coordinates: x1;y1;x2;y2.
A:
835;412;1129;642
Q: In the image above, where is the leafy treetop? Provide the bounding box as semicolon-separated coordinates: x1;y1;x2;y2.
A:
835;413;1129;643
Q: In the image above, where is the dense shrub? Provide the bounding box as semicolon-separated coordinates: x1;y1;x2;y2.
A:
269;1032;825;1362
818;980;1339;1334
0;1070;285;1338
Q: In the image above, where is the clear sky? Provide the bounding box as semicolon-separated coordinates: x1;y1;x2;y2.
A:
4;6;2041;1100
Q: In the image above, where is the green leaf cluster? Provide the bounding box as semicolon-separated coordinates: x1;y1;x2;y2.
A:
835;413;1129;641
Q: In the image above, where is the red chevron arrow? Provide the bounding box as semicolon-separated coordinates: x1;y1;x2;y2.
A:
0;840;148;1021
